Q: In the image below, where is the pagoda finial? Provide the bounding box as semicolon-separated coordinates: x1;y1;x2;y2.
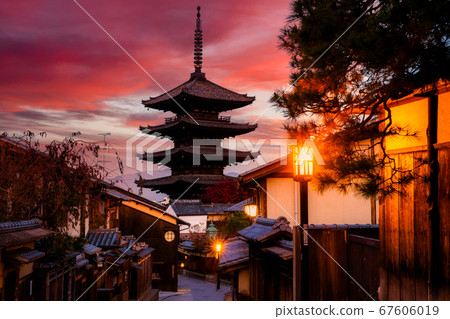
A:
194;6;203;73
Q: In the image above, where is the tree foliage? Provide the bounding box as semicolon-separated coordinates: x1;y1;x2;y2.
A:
222;211;250;237
189;232;212;251
36;233;87;263
274;0;449;197
200;180;248;203
0;131;123;230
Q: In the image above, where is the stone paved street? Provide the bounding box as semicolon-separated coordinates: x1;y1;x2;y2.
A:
159;274;231;301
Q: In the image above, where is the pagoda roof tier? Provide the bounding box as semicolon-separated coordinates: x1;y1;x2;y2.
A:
141;174;232;187
140;174;233;198
140;117;257;140
140;145;259;164
142;73;255;113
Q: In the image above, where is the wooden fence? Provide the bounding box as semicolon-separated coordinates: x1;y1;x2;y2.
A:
301;225;379;301
380;147;450;300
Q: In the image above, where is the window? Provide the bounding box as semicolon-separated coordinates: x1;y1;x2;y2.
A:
164;230;175;242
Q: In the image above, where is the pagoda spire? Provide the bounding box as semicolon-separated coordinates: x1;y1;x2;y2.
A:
193;6;203;74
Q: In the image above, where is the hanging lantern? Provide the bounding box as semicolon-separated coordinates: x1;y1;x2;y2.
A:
244;204;258;217
293;145;314;181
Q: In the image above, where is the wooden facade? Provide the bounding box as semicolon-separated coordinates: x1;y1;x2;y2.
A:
379;84;450;300
219;216;293;301
0;220;53;301
305;225;379;301
100;186;186;292
380;147;450;300
248;241;293;301
118;205;179;291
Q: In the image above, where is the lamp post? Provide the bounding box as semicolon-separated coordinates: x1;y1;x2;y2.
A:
292;144;314;301
215;241;223;291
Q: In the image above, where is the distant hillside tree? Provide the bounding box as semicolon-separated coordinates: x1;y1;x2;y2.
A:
200;180;248;203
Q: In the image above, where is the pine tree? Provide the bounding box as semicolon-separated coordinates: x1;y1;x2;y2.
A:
273;0;449;197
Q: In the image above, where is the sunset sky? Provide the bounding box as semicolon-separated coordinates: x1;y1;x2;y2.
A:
0;0;295;184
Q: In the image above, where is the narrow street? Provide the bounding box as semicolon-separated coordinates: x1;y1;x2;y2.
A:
159;274;231;301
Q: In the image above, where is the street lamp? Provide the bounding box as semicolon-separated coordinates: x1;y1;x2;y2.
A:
215;241;223;291
244;204;258;218
292;144;314;301
293;145;314;181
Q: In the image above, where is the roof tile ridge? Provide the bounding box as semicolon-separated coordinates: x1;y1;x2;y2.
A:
145;78;192;101
206;79;254;99
185;76;197;90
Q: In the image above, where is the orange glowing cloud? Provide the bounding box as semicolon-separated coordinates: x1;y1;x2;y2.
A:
0;0;293;146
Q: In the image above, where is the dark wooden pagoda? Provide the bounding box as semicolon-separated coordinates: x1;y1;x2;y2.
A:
138;7;257;199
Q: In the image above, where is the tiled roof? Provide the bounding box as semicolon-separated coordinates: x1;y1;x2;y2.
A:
141;117;257;134
104;186;190;224
105;188;131;201
104;186;166;213
143;146;258;163
225;198;252;212
0;219;41;232
83;244;102;255
179;240;195;251
261;246;293;260
218;238;249;270
143;76;255;107
131;262;143;271
6;247;45;263
237;215;292;242
0;221;54;248
106;257;126;266
142;174;232;188
87;229;125;248
237;220;274;241
171;200;206;216
203;203;234;214
278;239;293;250
75;254;90;268
137;247;154;259
308;224;379;230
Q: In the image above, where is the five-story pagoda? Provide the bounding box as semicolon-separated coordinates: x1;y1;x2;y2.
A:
138;7;257;199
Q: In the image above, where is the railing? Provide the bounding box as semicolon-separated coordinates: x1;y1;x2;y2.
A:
164;114;231;124
165;116;178;123
219;115;231;122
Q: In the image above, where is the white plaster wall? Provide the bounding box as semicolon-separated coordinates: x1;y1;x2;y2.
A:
179;215;208;234
308;187;373;225
266;177;374;225
266;178;296;223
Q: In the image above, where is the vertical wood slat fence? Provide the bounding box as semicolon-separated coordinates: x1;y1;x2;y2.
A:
299;225;380;301
380;147;450;300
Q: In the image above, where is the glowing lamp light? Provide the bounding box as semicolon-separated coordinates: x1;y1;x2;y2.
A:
244;204;258;217
180;262;185;268
216;243;222;253
293;145;314;180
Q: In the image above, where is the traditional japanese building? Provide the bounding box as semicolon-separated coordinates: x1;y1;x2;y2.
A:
139;7;257;199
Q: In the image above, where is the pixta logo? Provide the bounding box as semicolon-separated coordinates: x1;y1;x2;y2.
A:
126;133;324;175
126;129;173;175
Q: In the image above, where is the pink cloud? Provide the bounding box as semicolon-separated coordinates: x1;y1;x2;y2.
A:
0;0;292;148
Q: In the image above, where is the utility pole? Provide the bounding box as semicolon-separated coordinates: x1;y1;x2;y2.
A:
98;132;111;178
